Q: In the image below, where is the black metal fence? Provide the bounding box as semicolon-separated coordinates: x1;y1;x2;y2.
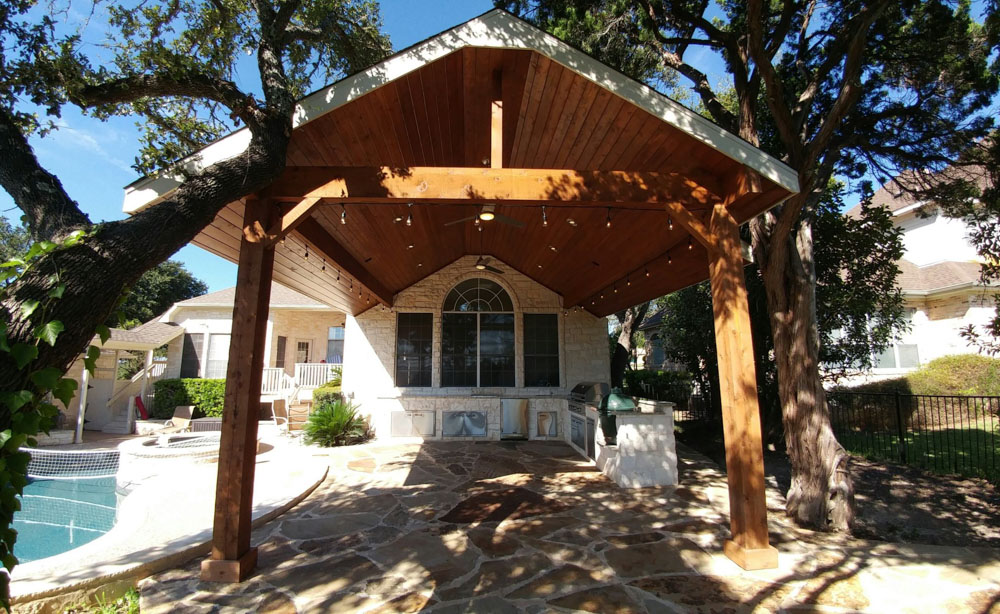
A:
827;391;1000;483
629;382;715;423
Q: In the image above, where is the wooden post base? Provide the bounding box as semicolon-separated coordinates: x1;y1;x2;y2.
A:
724;540;778;571
200;548;258;583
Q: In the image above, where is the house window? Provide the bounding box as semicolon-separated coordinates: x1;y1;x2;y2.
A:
523;314;559;387
295;340;311;364
205;334;230;379
327;326;345;364
396;313;432;387
180;333;203;378
442;279;515;387
275;336;287;369
875;343;920;369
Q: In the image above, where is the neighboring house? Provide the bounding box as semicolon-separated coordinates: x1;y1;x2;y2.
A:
845;174;998;377
61;283;343;438
158;283;344;387
637;308;687;373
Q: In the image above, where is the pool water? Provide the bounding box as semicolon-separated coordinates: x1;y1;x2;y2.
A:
13;477;118;563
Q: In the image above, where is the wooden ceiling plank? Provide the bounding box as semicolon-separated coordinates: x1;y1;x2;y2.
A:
524;55;567;167
571;93;623;170
511;53;550;167
501;50;530;168
588;103;639;170
564;88;614;169
509;52;539;168
550;75;600;168
541;72;587;169
445;50;465;166
294;217;394;306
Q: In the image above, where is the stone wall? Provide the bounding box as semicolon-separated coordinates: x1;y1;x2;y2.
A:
342;255;611;439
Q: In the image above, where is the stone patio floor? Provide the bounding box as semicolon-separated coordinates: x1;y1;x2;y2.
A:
139;440;1000;613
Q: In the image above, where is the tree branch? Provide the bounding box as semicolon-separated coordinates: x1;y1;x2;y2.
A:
71;72;264;130
0;107;91;241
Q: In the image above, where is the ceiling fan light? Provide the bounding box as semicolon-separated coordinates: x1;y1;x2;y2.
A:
479;204;496;221
475;256;488;270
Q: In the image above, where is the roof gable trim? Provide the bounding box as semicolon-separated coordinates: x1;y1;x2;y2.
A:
123;9;798;214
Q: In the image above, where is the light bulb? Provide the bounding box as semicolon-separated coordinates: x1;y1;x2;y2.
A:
340;205;347;225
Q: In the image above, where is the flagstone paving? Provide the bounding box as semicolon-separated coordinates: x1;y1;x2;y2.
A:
139;440;1000;613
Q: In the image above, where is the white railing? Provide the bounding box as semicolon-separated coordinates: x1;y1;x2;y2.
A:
261;368;291;395
107;361;166;428
294;363;339;388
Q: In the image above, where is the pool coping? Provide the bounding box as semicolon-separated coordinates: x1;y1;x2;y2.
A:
10;438;328;611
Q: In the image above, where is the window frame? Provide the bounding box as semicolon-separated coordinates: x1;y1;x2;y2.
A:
522;313;560;388
441;279;515;388
396;312;433;387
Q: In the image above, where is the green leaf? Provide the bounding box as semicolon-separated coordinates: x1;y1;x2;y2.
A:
0;259;25;268
20;300;40;319
33;320;64;346
61;229;86;247
47;283;66;299
30;367;63;390
0;430;11;448
84;345;101;374
51;378;78;407
1;390;32;412
96;324;111;345
11;343;38;369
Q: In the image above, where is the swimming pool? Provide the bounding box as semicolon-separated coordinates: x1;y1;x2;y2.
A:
13;477;119;563
14;448;121;564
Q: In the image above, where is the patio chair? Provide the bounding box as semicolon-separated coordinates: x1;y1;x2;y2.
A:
159;405;195;434
269;399;290;434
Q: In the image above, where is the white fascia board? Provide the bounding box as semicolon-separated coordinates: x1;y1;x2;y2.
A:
122;10;799;214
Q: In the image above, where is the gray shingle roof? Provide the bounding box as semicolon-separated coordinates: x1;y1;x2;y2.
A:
897;259;983;294
173;283;328;308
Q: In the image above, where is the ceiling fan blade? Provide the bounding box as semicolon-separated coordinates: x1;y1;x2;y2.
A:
484;265;504;274
444;216;477;226
493;213;525;228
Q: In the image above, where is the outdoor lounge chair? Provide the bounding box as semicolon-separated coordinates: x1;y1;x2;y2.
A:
269;399;290;434
159;405;195;434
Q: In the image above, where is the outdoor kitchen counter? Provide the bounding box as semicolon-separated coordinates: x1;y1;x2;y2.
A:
595;398;678;488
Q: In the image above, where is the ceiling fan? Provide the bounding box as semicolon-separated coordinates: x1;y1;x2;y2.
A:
445;204;524;228
473;226;503;274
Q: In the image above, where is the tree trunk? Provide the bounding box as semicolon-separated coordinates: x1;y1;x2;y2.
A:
753;202;854;531
0;125;291;428
611;303;650;388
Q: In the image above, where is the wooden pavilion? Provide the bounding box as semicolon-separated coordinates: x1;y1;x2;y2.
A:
124;10;797;583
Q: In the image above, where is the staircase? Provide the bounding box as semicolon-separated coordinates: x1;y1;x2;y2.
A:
101;413;132;435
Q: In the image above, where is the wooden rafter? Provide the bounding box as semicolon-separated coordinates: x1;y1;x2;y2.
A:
265;197;321;246
261;166;723;208
293;217;394;307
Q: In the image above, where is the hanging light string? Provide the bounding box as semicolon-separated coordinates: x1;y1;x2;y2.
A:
584;238;692;307
278;235;388;308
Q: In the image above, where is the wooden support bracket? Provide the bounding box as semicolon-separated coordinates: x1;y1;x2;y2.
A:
265;197;321;247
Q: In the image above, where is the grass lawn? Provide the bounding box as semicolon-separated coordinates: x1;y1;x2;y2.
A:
835;427;1000;483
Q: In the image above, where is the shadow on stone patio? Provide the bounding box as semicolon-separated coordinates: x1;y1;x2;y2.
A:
139;440;1000;613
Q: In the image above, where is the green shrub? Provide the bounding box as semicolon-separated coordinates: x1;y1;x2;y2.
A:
839;354;1000;396
151;378;226;418
623;369;693;403
303;399;371;447
312;382;343;405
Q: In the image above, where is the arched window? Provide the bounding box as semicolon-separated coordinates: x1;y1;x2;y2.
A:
442;278;515;386
443;278;513;312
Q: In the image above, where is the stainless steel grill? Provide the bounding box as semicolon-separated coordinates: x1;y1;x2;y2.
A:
568;382;609;415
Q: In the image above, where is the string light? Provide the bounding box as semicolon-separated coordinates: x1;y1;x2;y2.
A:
304;245;309;259
406;203;413;227
626;275;631;287
644;268;650;277
688;236;693;250
613;284;618;294
599;293;604;299
542;206;548;227
340;204;347;225
667;251;672;264
322;258;326;271
336;269;340;281
605;208;612;229
667;216;673;231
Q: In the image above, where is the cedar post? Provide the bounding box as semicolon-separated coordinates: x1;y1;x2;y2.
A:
201;196;275;582
707;198;778;571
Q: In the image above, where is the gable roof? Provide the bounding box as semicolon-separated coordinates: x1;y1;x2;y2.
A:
897;258;984;295
845;165;991;219
123;9;797;213
172;283;329;309
638;307;667;332
99;320;185;351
